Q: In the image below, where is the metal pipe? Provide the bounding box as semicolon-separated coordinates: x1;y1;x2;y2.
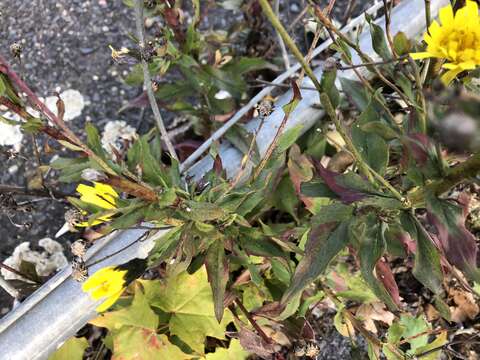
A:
0;1;447;359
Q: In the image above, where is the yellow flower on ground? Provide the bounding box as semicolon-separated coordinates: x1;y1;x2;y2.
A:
410;0;480;84
82;266;128;312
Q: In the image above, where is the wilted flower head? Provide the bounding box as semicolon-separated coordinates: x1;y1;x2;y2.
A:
410;1;480;84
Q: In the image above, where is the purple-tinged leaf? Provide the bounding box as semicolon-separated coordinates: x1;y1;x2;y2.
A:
375;258;401;307
426;193;479;280
238;325;275;360
313;161;368;204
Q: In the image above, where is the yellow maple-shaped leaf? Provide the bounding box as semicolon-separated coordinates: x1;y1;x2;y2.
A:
112;330;192;360
204;339;250;360
140;266;234;355
48;337;88;360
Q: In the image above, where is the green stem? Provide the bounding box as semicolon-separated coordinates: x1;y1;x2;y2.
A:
258;0;322;92
407;57;427;133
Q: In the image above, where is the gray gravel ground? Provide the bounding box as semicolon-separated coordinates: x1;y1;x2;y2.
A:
0;0;371;358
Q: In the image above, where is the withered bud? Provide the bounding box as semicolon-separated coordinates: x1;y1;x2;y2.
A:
324;57;338;72
71;239;88;258
10;42;22;58
65;208;85;227
256;96;275;118
71;257;88;282
305;341;321;358
81;168;107;182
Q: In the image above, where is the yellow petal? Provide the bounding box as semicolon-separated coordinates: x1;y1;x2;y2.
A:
441;67;464;85
93;182;118;199
81;266;116;291
439;4;454;26
95;290;124;312
410;52;433;60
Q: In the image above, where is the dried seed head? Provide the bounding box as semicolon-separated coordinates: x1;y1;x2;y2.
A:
324;57;338;72
256;97;274;118
65;208;85;227
305;341;320;358
71;257;88;282
10;42;22;58
71;239;88;258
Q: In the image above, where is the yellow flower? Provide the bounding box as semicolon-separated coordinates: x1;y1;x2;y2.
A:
82;266;128;312
76;182;119;227
82;259;147;312
77;182;118;209
410;1;480;84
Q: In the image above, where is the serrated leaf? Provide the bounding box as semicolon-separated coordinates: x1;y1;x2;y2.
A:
48;337;88;360
90;284;158;331
143;266;234;354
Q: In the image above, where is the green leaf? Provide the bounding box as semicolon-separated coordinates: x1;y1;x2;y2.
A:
321;67;340;108
48;337;88;360
366;15;391;61
90;284;159;331
273;175;299;220
182;200;226;222
223;57;274;75
361;121;398;140
85;122;107;158
205;239;228;322
351;96;389;175
414;331;447;360
147;226;182;266
401;214;443;294
357;217;397;310
399;315;430;353
276;124;303;154
282;221;350;304
393;32;412;56
144;266;234;354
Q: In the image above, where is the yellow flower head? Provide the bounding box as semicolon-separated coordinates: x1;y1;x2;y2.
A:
82;259;147;312
82;266;128;312
75;182;119;227
410;1;480;84
77;182;118;209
